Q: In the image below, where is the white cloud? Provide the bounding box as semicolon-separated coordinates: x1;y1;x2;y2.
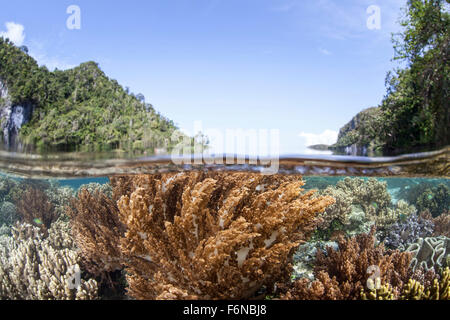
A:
33;54;76;71
299;129;338;146
319;48;332;55
0;22;25;46
271;2;297;12
28;40;75;71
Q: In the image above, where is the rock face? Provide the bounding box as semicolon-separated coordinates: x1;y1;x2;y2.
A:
0;80;34;149
0;80;7;99
330;107;382;156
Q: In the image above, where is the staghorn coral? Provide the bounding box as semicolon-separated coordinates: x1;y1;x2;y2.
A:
15;187;59;234
67;189;125;276
406;236;450;272
282;228;413;300
0;221;98;300
116;172;334;300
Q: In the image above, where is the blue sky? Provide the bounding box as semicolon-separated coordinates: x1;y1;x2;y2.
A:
0;0;406;154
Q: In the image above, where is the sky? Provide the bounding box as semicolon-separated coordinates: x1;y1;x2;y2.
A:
0;0;407;155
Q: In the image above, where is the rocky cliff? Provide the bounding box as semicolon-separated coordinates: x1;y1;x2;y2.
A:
0;80;34;150
330;107;383;156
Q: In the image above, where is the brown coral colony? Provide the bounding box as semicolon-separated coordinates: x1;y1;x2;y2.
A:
69;172;335;300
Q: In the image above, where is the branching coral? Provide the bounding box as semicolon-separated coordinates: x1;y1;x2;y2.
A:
361;267;449;300
115;172;334;300
379;212;434;250
15;187;59;234
282;228;413;300
431;210;450;237
317;186;352;230
335;177;392;218
0;221;98;300
110;175;141;202
67;189;125;276
315;177;415;238
45;184;76;218
77;182;112;199
377;200;417;228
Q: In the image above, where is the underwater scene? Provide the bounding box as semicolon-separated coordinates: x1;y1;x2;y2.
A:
0;0;449;305
0;157;448;300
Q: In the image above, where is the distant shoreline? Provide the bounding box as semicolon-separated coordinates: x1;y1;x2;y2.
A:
307;144;331;151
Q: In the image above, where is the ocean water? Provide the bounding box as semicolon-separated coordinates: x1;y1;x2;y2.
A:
0;147;448;300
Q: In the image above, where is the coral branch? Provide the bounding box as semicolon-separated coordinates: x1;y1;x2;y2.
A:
15;187;58;234
67;189;125;276
116;172;334;300
283;228;413;300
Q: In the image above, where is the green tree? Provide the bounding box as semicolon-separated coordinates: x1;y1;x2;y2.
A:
381;0;449;153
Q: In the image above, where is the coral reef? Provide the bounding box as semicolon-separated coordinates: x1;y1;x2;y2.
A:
282;228;413;300
360;283;395;300
415;184;449;218
397;181;435;208
335;178;391;218
15;187;59;234
302;176;340;191
0;201;17;227
0;221;98;300
0;224;10;236
1;171;447;301
45;184;76;218
77;182;112;199
432;211;450;237
315;177;416;239
68;189;125;276
317;186;352;230
0;175;20;203
0;176;73;224
115;172;334;300
292;241;338;281
379;212;434;250
406;236;450;272
361;267;449;300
